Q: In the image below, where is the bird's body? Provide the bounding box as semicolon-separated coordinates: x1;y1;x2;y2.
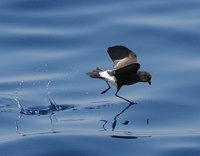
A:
99;70;117;87
87;45;152;104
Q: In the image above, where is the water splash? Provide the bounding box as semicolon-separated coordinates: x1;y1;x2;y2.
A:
46;81;61;111
46;81;57;105
14;81;74;115
14;80;24;113
46;81;51;99
14;96;24;113
15;80;24;99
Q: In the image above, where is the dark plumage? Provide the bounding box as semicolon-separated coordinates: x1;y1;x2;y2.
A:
87;45;152;104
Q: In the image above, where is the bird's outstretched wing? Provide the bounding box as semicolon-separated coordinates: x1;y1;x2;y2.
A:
114;63;140;75
107;46;139;70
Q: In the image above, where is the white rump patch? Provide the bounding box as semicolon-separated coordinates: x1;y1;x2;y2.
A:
99;70;117;87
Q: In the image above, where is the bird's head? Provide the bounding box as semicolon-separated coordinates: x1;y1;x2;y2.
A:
137;71;152;85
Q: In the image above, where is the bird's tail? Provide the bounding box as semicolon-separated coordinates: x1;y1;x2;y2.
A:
86;68;104;78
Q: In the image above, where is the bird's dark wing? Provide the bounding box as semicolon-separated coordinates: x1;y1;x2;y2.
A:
107;46;138;70
114;63;140;75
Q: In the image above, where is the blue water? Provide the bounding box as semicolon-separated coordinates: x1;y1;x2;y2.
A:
0;0;200;155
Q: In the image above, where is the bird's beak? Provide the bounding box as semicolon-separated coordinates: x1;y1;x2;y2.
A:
148;81;151;85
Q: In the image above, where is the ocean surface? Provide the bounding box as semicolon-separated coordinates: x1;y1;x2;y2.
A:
0;0;200;155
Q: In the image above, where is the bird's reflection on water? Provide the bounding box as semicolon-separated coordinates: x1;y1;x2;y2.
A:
112;103;134;131
99;103;134;131
99;103;151;139
14;96;149;139
14;81;146;137
99;120;108;131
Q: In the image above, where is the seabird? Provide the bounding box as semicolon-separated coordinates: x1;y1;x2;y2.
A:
86;45;152;104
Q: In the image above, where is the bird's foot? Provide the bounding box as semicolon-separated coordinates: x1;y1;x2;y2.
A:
130;101;137;105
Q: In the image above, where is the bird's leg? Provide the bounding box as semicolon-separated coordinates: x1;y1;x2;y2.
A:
101;81;111;94
115;90;136;104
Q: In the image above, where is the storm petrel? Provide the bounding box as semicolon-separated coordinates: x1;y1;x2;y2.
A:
87;45;152;104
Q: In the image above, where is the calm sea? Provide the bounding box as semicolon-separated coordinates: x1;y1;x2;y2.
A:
0;0;200;155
